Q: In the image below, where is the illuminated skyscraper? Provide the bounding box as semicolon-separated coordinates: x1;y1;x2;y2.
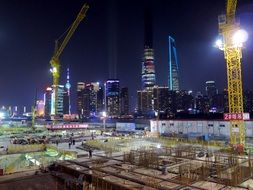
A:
76;82;104;118
168;36;179;91
44;87;52;119
77;82;85;118
36;100;45;117
51;85;64;117
96;84;104;113
142;49;156;90
142;5;156;90
44;85;64;118
105;79;120;116
64;68;71;114
137;89;153;115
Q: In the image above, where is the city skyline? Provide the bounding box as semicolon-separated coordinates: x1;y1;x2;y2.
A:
0;0;252;111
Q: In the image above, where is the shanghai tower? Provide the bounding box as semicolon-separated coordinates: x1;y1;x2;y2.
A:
141;4;156;90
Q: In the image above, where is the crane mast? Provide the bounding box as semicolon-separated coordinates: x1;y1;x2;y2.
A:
218;0;245;148
50;3;89;118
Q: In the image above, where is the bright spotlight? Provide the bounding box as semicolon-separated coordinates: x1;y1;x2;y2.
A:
215;39;224;50
233;29;248;47
50;67;57;73
215;39;222;47
0;112;5;119
102;111;107;117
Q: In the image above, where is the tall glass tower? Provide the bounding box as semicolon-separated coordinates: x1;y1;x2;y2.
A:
142;49;156;90
142;5;156;90
64;68;71;114
168;36;180;91
105;79;120;116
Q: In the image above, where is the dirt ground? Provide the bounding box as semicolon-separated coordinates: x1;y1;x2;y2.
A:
0;174;63;190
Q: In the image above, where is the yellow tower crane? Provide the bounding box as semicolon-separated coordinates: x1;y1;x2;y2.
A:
217;0;248;150
50;3;89;117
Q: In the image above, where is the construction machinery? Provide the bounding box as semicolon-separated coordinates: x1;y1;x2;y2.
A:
50;3;89;118
216;0;248;149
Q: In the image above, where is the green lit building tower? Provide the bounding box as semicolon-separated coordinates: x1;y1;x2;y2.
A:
168;36;180;91
51;85;64;117
44;85;64;119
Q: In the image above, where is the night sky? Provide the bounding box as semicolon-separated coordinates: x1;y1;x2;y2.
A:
0;0;253;112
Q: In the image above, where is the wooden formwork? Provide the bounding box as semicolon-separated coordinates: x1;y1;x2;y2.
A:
48;145;253;190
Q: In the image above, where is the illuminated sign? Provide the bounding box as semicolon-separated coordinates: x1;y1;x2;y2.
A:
223;113;250;121
47;124;89;130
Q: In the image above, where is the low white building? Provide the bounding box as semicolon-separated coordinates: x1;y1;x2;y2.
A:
150;120;253;138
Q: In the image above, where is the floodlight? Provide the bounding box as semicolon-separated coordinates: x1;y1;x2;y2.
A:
0;112;5;119
233;29;248;47
102;111;107;117
215;39;224;50
50;67;57;73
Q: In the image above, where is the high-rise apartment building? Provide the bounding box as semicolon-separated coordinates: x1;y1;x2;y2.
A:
63;91;70;115
96;85;104;113
205;81;218;98
168;36;180;91
90;82;101;114
137;86;179;117
211;93;225;113
82;85;91;117
153;86;176;113
44;85;64;119
153;86;176;116
36;100;45;117
120;87;129;115
51;85;64;117
77;82;85;118
77;82;104;118
195;92;210;114
223;89;229;113
176;90;194;113
137;89;153;115
44;87;52;119
105;79;120;117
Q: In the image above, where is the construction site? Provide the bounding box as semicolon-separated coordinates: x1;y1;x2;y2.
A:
0;0;253;189
2;140;253;190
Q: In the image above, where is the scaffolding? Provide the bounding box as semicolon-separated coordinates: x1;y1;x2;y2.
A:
47;145;253;190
